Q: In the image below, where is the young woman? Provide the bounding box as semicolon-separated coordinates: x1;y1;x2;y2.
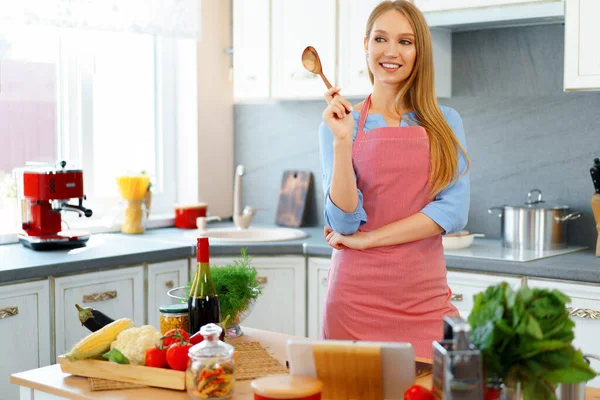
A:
319;0;470;358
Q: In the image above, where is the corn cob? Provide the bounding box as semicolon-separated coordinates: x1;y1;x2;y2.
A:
66;318;135;361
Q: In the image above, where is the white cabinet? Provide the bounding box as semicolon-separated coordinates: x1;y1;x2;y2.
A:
307;257;331;339
147;259;189;331
446;271;522;317
271;0;336;99
0;280;50;400
233;0;271;101
414;0;559;12
53;266;144;358
212;256;306;336
338;0;382;97
526;278;600;388
564;0;600;91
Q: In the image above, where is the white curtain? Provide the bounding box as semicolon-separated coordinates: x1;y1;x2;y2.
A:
0;0;201;39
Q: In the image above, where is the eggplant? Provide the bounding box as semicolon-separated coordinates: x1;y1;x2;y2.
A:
75;304;114;332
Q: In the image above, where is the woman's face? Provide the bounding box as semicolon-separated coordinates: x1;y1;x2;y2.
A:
365;10;417;86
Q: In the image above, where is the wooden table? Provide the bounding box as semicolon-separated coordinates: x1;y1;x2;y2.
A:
10;327;600;399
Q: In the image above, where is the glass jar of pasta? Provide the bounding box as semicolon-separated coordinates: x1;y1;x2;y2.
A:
159;303;189;335
186;323;235;400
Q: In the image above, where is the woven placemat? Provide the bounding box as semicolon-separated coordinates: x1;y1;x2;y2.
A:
89;377;147;391
233;341;289;380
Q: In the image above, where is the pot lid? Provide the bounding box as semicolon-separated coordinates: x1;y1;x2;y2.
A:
503;189;569;210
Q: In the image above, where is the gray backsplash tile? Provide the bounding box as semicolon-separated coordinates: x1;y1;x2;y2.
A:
234;24;600;248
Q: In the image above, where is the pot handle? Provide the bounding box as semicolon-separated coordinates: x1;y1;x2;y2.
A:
555;212;583;223
488;206;503;218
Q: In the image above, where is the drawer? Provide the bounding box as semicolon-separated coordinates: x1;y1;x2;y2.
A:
447;271;522;317
53;266;144;357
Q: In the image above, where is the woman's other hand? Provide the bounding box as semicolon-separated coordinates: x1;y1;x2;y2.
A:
322;87;354;141
325;226;372;250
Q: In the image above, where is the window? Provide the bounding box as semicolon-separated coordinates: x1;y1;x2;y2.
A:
0;24;184;238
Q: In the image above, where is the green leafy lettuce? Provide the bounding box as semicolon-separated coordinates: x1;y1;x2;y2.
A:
468;282;596;400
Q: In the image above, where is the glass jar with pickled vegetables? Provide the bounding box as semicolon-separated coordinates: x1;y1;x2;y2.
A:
186;323;235;400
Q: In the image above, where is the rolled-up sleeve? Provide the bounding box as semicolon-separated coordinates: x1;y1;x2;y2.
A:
319;121;367;234
420;107;470;234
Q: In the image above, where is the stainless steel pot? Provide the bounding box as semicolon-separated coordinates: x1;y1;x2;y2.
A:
488;189;582;250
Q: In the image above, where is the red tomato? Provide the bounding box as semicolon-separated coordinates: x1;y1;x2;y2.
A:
161;329;190;347
145;347;168;368
166;342;192;371
189;330;204;346
404;385;435;400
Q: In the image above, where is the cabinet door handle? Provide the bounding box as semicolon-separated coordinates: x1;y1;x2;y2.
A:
290;71;318;80
165;280;174;289
0;306;18;319
567;307;600;320
256;276;268;285
321;277;328;287
83;290;117;303
451;294;463;302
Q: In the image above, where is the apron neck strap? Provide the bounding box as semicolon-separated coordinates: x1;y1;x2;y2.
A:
358;94;372;133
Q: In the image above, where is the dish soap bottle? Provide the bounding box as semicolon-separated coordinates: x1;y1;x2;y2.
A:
186;323;235;400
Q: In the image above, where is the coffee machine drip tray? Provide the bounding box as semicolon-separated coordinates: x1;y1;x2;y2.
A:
18;231;90;251
444;238;587;262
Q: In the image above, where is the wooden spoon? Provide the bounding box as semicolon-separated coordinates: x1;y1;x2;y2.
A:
302;46;350;115
302;46;333;89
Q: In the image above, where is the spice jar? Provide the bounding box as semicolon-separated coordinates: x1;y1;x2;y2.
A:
187;323;235;400
250;375;323;400
159;303;189;335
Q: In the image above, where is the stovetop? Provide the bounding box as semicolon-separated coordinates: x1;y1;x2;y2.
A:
443;238;587;262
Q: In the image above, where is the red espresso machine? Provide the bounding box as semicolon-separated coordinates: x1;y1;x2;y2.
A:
14;161;93;250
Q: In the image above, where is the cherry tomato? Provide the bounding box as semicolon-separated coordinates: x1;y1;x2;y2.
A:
161;328;189;347
189;330;204;346
166;342;192;371
145;347;168;368
404;385;435;400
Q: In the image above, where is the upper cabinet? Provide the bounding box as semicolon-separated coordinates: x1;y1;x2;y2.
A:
233;0;271;100
414;0;560;12
564;0;600;91
271;0;337;99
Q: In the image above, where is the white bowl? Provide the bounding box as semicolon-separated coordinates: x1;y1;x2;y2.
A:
442;232;485;250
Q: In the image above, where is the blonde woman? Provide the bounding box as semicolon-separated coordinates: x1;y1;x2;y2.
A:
319;0;470;358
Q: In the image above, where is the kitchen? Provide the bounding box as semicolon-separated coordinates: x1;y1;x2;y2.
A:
1;0;600;399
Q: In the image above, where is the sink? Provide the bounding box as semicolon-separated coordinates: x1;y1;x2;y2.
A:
187;227;308;243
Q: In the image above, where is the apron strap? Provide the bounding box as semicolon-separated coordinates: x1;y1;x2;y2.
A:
356;94;372;142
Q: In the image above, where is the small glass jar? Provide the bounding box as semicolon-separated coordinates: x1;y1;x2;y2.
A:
159;303;189;335
186;323;235;400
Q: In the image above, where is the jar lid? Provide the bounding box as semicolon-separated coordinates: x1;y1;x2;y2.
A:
188;323;234;360
159;303;188;314
250;375;323;398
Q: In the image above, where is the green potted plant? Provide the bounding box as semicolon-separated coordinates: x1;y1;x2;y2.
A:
468;282;596;400
183;248;263;337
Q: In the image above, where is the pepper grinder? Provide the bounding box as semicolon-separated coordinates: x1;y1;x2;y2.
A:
591;158;600;257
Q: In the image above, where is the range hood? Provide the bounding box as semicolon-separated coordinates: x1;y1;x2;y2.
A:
424;1;565;32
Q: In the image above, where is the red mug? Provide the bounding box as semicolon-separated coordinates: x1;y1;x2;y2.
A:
174;204;207;229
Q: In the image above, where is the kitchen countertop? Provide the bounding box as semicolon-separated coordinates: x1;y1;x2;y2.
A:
10;327;600;399
1;223;599;285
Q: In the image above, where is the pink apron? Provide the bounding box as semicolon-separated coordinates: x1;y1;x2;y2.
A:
321;95;458;359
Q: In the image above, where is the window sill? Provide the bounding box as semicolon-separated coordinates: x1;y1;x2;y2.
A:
0;213;175;246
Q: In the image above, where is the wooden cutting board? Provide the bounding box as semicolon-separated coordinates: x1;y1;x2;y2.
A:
275;170;312;227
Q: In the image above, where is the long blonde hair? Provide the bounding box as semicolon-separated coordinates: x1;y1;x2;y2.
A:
365;1;470;199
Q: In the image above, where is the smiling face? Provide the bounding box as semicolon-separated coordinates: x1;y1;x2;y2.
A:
364;9;417;87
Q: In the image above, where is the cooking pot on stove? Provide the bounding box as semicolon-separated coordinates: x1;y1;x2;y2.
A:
488;188;582;250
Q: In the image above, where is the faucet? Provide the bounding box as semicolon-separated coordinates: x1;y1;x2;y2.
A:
233;165;257;229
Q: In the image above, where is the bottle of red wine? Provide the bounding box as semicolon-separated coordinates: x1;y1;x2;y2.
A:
188;238;225;340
